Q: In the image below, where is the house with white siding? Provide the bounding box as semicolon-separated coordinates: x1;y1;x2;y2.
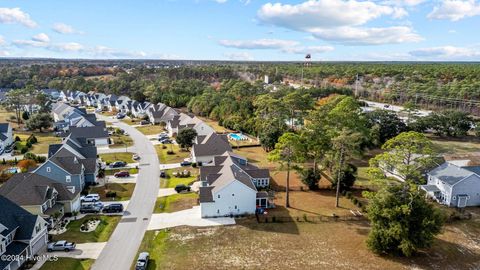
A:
0;123;13;154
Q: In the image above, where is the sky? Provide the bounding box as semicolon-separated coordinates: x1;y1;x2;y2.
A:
0;0;479;61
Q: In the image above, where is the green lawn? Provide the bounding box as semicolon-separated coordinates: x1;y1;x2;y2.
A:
355;166;401;191
155;144;190;164
90;183;136;201
133;230;168;270
161;168;198;188
51;215;121;243
15;133;61;155
99;152;135;164
136;125;165;135
154;193;198;213
104;167;139;176
431;138;480;155
109;134;133;148
40;258;93;270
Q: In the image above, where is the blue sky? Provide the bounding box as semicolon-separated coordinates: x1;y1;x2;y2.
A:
0;0;479;61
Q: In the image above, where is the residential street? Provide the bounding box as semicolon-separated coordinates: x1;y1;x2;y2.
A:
92;115;160;270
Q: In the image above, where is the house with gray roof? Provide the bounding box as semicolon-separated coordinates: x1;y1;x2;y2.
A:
199;151;271;217
65;125;110;147
0;195;48;270
420;162;480;208
0;123;13;154
191;133;232;165
0;173;81;225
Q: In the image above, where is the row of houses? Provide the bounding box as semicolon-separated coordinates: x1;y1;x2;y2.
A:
0;102;107;270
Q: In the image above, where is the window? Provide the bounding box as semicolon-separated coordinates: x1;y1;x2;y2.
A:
217;209;220;214
46;167;51;172
66;175;71;182
234;205;237;209
217;194;220;199
232;194;234;196
453;196;457;200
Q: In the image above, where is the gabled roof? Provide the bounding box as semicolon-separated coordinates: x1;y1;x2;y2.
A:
49;156;83;174
0;173;78;206
0;195;39;240
428;162;480;186
193;133;232;157
68;125;109;139
0;123;10;133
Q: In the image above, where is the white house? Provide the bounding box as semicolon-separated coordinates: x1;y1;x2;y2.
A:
0;123;13;154
191;133;232;165
420;162;480;208
199;151;270;218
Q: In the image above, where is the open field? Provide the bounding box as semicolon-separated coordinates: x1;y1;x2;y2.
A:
90;183;135;201
39;258;94;270
197;116;234;133
161;168;198;188
109;133;133;148
99;152;134;164
136;125;165;135
154;193;198;213
137;213;480;270
16;133;61;155
431;137;480;155
155;144;190;164
51;215;121;243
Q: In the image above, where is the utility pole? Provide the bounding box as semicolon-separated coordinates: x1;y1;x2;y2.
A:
335;145;345;208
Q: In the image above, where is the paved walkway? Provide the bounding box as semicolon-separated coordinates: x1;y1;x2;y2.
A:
106;174;138;184
159;163;182;170
148;206;236;230
92;114;160;270
158;188;176;197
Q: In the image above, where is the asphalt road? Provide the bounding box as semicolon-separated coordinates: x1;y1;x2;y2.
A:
92;115;160;270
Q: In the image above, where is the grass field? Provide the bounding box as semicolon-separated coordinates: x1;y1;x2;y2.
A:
154;193;198;213
197;116;234;133
109;134;133;148
155;144;190;164
99;152;135;164
136;125;165;135
51;215;121;243
40;258;94;270
16;133;61;155
137;214;480;270
431;137;480;155
161;168;198;188
90;183;136;201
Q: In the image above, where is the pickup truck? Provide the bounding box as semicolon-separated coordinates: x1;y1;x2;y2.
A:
47;240;76;252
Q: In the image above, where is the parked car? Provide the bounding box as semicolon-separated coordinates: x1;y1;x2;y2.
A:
135;252;150;270
80;194;100;202
109;161;127;168
114;171;130;178
140;120;149;125
160;170;166;178
175;184;191;193
80;203;102;214
161;139;172;144
116;114;126;119
158;135;169;141
132;154;140;160
103;203;124;213
180;161;192;167
47;241;76;252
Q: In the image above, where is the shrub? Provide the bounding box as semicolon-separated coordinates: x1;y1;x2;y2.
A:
192;162;197;168
167;150;174;155
26;141;32;148
15;136;21;142
20;147;28;154
106;191;117;198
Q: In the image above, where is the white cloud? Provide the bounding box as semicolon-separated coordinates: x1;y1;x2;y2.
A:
383;0;427;6
52;22;82;34
91;45;147;58
428;0;480;21
0;7;36;28
32;33;50;43
219;38;299;49
409;46;480;59
13;39;46;48
0;36;5;46
50;42;84;52
258;0;406;31
214;0;228;3
256;0;422;45
0;50;9;56
223;52;254;60
312;26;423;45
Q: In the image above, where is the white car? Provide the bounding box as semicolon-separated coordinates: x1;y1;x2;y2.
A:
80;194;100;202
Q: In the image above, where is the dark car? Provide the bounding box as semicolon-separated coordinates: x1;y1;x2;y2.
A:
157;136;169;141
116;114;126;119
140;120;150;125
80;204;102;214
114;171;130;178
175;184;191;193
180;161;191;167
109;161;127;168
135;252;149;270
102;203;124;213
160;170;166;178
161;139;172;144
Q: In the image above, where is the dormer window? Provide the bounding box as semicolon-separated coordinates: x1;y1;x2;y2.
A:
46;167;51;172
66;175;71;182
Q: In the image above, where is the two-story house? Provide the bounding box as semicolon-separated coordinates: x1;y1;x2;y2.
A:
0;195;48;270
191;132;232;165
0;123;13;154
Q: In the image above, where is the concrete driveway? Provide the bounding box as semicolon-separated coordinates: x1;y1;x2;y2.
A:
48;242;107;259
92;114;160;270
106;174;138;184
104;162;139;171
97;146;137;154
159;163;182;170
158;188;177;197
148;206;235;230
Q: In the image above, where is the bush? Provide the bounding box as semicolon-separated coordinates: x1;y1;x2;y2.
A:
106;191;117;198
26;141;32;148
167;150;174;155
20;147;28;154
192;162;197;168
15;136;21;142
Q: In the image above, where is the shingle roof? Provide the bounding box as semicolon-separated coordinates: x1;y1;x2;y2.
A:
193;133;232;157
0;122;10;133
0;173;78;205
68;126;109;139
50;156;83;174
0;195;39;240
428;162;477;185
199;186;214;203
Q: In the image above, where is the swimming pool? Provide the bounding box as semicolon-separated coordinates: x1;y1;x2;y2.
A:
229;133;246;141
